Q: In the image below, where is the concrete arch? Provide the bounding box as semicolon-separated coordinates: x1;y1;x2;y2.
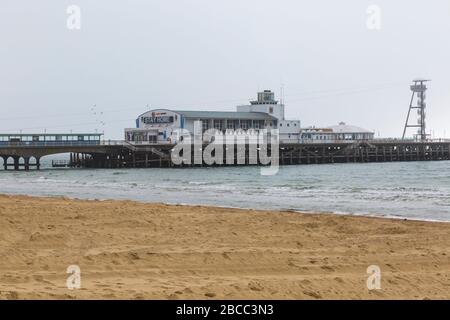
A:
0;155;41;171
3;155;13;164
19;156;31;171
29;155;38;163
2;156;12;169
24;155;42;170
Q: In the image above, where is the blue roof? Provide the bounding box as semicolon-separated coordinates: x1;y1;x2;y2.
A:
174;110;276;120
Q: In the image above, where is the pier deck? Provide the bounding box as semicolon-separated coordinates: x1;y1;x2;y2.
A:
1;139;450;170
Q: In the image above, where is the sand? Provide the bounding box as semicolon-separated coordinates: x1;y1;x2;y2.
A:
0;194;448;300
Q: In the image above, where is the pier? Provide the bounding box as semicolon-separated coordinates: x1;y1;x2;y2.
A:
111;140;450;168
1;134;450;170
2;80;447;171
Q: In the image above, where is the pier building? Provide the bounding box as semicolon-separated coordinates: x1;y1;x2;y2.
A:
300;122;375;143
125;90;301;144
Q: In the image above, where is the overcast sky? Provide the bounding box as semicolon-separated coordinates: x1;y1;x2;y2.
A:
1;0;450;139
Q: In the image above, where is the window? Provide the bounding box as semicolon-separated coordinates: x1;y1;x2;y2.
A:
201;120;209;131
269;107;274;114
214;120;223;130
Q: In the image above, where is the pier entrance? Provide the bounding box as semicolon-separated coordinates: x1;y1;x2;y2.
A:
0;133;103;171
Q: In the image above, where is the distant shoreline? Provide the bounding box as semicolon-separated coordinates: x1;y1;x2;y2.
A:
0;191;449;224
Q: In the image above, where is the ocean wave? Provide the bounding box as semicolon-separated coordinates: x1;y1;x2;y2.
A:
1;162;450;221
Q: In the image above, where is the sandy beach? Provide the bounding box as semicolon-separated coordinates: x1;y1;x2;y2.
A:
0;194;448;300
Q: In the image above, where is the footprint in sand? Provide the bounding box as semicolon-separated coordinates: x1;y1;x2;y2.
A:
205;292;216;298
334;277;344;283
167;293;179;300
321;265;335;272
303;290;322;299
248;281;264;292
222;252;231;260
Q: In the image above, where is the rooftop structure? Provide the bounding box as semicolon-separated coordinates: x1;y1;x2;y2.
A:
250;90;279;105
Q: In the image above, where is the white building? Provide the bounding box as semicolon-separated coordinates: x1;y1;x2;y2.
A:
125;90;301;144
300;122;375;143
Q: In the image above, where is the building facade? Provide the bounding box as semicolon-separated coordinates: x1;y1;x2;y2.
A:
125;91;374;145
125;90;301;144
300;122;375;143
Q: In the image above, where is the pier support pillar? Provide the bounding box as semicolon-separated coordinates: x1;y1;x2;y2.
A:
2;156;7;170
24;157;30;171
36;157;41;170
13;156;19;171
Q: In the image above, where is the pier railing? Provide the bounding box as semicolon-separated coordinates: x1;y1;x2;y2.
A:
0;140;127;148
2;138;450;149
0;140;103;147
371;138;450;143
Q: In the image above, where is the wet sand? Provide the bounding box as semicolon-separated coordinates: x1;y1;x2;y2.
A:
0;194;448;299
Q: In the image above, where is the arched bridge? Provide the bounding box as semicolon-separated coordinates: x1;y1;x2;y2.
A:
0;133;173;170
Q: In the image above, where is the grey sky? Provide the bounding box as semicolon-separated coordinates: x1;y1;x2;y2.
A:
1;0;449;139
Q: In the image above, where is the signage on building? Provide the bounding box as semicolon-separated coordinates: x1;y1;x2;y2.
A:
141;115;174;124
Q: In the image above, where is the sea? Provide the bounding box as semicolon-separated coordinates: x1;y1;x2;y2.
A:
1;158;449;222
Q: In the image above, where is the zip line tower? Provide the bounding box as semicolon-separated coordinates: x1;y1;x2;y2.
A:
402;79;430;141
